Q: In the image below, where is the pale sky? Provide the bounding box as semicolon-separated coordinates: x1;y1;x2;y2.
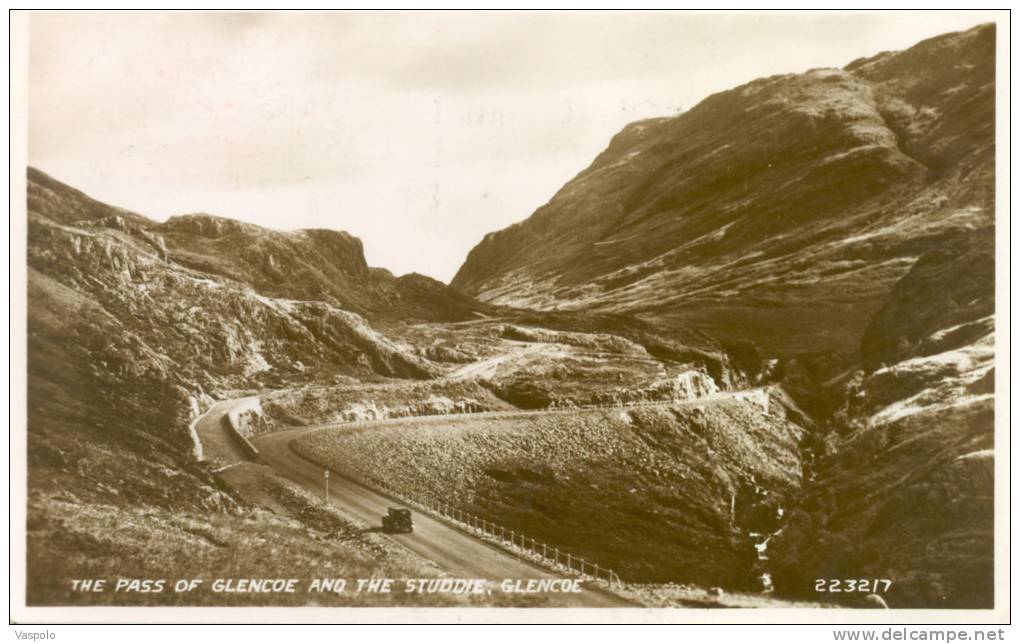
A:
28;11;995;282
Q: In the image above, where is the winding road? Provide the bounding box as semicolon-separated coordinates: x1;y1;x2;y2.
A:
196;399;633;607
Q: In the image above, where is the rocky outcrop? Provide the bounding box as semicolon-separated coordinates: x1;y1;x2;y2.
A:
155;213;375;311
372;271;499;323
452;24;995;357
155;210;492;324
29;215;436;387
160;213;267;239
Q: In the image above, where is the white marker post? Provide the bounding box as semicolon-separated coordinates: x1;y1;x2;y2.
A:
324;468;330;504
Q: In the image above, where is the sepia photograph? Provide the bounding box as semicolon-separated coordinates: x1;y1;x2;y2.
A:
8;7;1009;627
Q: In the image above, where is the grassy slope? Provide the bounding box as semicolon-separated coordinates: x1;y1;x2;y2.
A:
25;267;489;606
294;400;804;589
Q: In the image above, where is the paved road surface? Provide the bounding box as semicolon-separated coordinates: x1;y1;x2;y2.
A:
250;420;631;608
193;397;260;465
195;388;770;608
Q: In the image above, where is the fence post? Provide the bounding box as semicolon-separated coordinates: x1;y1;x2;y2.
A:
542;543;547;559
594;563;600;581
566;553;572;571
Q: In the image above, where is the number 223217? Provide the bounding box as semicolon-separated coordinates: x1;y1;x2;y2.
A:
815;579;892;593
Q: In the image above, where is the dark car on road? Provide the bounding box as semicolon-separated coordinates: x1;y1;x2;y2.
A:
382;507;414;533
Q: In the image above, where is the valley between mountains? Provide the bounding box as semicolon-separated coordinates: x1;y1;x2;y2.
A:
25;23;995;609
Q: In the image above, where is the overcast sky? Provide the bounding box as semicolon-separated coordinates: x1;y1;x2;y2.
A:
28;11;994;282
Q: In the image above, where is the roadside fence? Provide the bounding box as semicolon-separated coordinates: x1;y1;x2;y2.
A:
297;447;624;589
283;388;772;589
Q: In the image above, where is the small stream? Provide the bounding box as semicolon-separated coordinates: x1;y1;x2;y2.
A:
737;481;786;594
749;523;783;593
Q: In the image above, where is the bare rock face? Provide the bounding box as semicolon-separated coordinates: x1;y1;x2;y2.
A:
452;24;995;356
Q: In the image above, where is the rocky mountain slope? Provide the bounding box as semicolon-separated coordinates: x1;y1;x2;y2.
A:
156;210;494;324
452;23;995;357
25;167;759;606
29;166;493;326
26;168;481;605
24;22;996;609
448;23;997;608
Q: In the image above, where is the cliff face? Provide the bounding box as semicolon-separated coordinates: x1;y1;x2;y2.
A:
154;209;493;324
27;166;493;326
452;24;994;356
860;229;994;370
156;213;373;310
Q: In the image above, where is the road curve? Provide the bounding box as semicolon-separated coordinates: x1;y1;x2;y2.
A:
252;423;631;608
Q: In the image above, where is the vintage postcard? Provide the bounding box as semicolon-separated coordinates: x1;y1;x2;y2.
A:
9;8;1010;625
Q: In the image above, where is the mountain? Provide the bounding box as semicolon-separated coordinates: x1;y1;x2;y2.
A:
450;23;997;607
452;23;995;357
24;168;470;603
23;22;997;609
25;167;763;606
28;166;493;325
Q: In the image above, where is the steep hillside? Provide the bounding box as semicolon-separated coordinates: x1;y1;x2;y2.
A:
26;168;755;607
27;166;156;229
452;24;995;356
295;398;804;589
23;170;479;606
27;167;493;326
770;228;995;608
